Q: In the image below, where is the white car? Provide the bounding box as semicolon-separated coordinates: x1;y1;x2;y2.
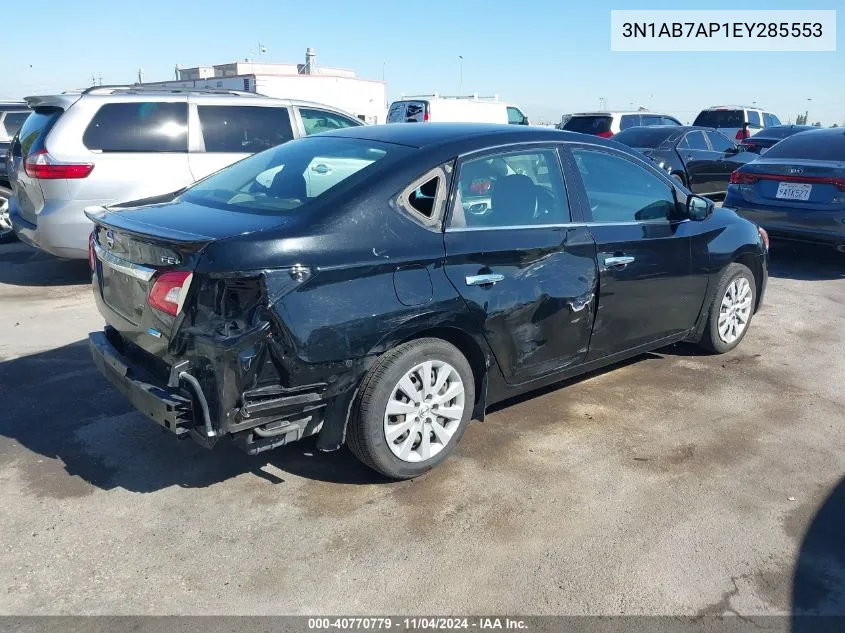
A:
560;111;682;138
693;105;782;142
387;94;529;125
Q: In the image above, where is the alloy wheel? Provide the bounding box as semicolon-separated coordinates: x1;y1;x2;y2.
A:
717;277;752;344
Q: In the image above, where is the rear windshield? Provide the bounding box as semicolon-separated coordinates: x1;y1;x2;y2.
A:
181;136;405;214
563;116;612;134
387;101;427;123
3;111;30;137
693;110;743;128
763;131;845;161
13;107;62;157
613;127;678;149
758;126;814;140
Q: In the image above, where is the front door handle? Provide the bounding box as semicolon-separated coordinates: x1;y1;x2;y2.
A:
466;273;505;286
602;255;635;270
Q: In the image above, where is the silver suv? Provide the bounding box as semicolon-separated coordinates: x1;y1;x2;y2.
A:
8;86;363;259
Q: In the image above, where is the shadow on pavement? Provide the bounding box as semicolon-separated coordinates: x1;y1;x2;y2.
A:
0;242;91;287
768;241;844;281
0;340;388;494
792;476;845;630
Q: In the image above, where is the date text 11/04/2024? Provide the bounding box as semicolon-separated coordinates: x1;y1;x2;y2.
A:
308;618;528;630
622;22;823;38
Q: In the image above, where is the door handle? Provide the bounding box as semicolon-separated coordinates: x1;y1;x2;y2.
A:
311;163;331;174
602;255;635;270
465;273;505;286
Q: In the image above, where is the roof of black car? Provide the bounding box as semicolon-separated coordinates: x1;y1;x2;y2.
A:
320;123;585;149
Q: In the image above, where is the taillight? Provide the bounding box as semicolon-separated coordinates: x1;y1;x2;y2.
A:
735;128;749;141
148;271;192;316
758;227;770;251
730;171;759;185
88;232;96;271
423;112;429;122
597;131;613;138
24;149;94;180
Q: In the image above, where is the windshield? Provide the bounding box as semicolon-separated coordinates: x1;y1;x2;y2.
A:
563;116;612;134
762;131;845;161
693;110;743;128
181;136;401;214
613;127;678;149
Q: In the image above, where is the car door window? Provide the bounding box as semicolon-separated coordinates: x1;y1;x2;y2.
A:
573;149;675;223
619;114;640;130
197;105;293;153
660;116;681;126
83;102;188;152
507;107;526;125
747;111;761;128
678;131;709;151
706;131;734;153
450;149;568;229
299;108;361;135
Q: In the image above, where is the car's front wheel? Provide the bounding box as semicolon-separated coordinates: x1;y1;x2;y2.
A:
699;263;756;354
347;338;475;479
0;186;17;244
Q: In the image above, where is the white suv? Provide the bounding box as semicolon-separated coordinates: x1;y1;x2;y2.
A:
560;111;682;137
8;86;363;259
693;106;781;142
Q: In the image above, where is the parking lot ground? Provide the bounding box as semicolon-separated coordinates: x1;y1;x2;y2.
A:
0;239;843;616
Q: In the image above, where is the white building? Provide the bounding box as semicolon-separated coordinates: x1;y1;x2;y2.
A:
141;48;387;124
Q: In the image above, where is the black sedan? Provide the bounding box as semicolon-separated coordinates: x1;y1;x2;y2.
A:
85;124;769;479
613;125;756;197
740;125;816;154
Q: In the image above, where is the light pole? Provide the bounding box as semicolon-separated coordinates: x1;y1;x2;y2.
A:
458;56;463;96
806;97;812;124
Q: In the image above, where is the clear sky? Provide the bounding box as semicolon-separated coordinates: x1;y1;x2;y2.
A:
4;0;842;125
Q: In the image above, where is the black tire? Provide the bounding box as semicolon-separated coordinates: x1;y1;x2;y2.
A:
698;263;756;354
347;338;475;479
671;173;686;188
0;186;17;244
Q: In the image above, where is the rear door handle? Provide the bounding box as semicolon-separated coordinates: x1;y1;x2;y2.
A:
466;273;505;286
602;255;635;270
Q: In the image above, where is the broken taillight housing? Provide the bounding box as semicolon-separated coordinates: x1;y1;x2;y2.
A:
148;271;192;316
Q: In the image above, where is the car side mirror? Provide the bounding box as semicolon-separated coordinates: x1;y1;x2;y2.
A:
688;195;714;221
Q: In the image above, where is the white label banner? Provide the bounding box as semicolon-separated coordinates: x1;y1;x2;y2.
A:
611;10;836;52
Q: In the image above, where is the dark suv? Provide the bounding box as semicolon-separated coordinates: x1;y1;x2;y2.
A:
1;102;30;242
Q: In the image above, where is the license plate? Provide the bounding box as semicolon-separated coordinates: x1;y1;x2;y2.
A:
776;182;812;201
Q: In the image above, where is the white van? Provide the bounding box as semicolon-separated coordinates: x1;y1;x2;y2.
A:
386;94;529;125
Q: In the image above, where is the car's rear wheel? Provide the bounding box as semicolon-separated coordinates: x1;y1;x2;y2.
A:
0;186;17;244
347;338;475;479
699;263;756;354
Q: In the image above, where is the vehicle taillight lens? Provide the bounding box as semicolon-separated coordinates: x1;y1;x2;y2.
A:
596;131;613;138
148;271;192;316
730;171;759;185
24;149;94;180
88;232;96;271
758;227;769;251
735;129;749;140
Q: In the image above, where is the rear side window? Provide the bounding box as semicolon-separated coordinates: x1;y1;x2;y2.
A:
299;108;361;136
198;105;293;153
563;116;613;134
693;110;743;128
747;111;761;128
83;102;188;152
764;132;845;161
620;115;641;130
3;112;30;137
678;131;709;151
14;107;62;157
706;131;734;152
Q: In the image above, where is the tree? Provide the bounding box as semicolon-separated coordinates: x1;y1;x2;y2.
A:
795;113;807;125
833;123;840;128
813;121;822;127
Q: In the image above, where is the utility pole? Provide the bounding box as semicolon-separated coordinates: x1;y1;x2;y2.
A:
458;56;464;96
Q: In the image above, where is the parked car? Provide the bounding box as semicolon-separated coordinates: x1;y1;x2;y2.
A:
613;125;756;196
693;106;781;142
87;123;768;479
560;112;682;138
739;125;816;154
725;128;845;250
1;102;31;243
8;86;363;259
387;95;529;125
